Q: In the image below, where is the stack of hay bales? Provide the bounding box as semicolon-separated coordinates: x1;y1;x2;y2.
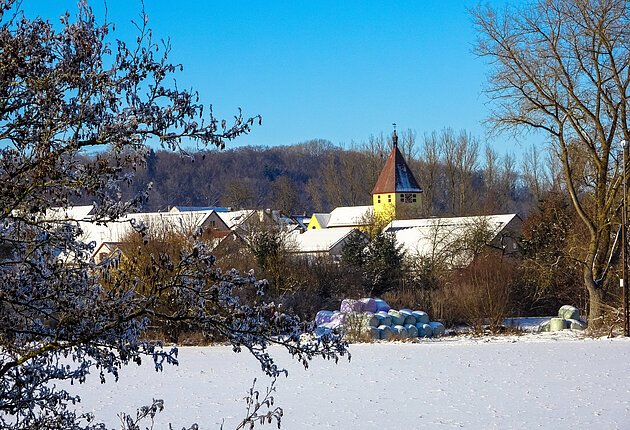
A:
539;305;587;332
315;298;445;340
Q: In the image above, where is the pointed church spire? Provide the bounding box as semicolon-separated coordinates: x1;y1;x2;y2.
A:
392;123;398;148
371;125;422;195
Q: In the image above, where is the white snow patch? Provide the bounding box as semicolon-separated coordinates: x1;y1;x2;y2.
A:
66;334;630;429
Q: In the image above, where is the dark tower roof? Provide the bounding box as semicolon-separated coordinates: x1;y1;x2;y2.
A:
371;130;423;194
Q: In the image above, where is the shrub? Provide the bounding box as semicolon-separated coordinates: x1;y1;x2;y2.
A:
441;256;515;333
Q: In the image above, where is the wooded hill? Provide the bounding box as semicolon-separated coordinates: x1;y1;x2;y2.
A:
107;129;551;218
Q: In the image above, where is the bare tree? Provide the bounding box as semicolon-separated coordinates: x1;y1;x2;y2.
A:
224;178;256;209
399;128;419;161
270;175;299;213
522;144;554;203
440;128;480;215
419;131;443;216
0;2;347;429
473;0;630;324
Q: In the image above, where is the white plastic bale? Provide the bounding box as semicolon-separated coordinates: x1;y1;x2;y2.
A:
399;309;416;325
374;298;391;313
368;326;380;340
330;312;348;326
363;312;379;327
549;317;568;331
566;318;587;331
315;310;334;326
412;311;430;324
417;323;433;338
558;305;580;321
388;310;406;326
340;298;364;313
315;322;335;337
538;320;551;332
376;313;392;327
392;325;408;339
405;324;419;338
378;325;393;340
428;321;445;338
360;298;378;313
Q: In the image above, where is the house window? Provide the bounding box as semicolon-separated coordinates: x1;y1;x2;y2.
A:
377;195;381;204
388;195;392;203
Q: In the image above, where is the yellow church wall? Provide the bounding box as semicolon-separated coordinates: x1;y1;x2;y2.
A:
373;192;422;221
372;193;396;223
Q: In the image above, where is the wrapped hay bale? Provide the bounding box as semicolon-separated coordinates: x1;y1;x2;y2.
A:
388;309;406;326
340;298;364;313
538;320;551;332
379;325;393;340
315;323;335;337
549;317;568;331
368;326;380;340
330;312;347;328
360;298;378;313
412;311;430;324
416;323;433;338
392;325;408;339
428;321;445;338
405;323;419;338
558;305;580;321
399;309;416;325
364;312;379;328
374;298;391;313
375;312;392;327
566;318;587;331
315;310;334;326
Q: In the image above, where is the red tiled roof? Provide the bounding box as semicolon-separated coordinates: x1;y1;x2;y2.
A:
371;133;422;194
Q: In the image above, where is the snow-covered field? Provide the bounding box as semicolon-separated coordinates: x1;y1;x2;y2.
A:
69;332;630;429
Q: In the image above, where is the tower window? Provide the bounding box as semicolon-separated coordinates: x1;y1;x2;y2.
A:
401;193;417;203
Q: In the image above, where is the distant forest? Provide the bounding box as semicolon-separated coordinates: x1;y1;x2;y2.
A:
95;128;558;217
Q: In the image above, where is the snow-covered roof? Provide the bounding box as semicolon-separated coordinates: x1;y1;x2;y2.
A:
385;214;520;267
326;206;373;228
386;214;518;233
289;227;360;254
45;205;95;221
217;210;256;229
312;213;331;228
169;206;229;213
80;210;225;256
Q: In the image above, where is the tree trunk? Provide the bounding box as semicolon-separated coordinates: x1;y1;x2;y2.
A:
584;267;604;328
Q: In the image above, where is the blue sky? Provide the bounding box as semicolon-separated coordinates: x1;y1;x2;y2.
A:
26;1;539;155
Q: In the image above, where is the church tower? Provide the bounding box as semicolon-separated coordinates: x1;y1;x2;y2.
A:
371;128;422;221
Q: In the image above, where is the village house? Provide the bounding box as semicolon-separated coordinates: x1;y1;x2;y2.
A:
384;214;522;268
287;227;367;260
46;130;521;266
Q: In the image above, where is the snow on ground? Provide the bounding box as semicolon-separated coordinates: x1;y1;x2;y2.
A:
68;332;630;429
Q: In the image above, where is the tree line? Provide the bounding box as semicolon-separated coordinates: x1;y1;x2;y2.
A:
87;128;556;219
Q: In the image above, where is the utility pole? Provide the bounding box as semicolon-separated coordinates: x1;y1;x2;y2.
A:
623;139;629;336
